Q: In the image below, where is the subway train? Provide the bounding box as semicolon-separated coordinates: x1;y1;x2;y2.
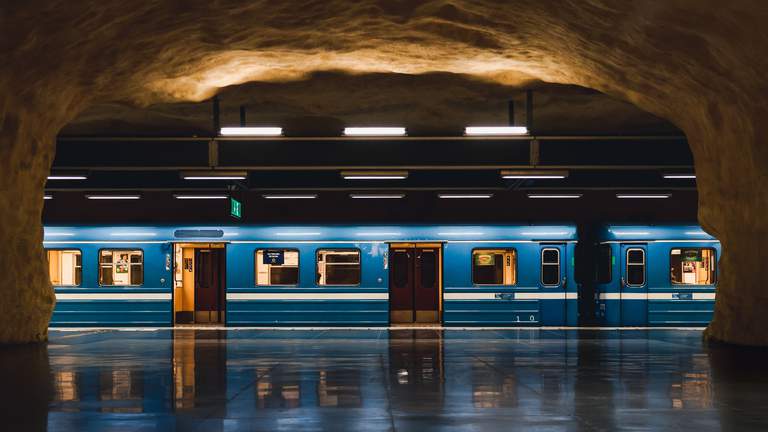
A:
42;224;718;328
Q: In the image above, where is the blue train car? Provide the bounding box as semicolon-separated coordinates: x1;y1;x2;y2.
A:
43;224;578;327
594;225;720;327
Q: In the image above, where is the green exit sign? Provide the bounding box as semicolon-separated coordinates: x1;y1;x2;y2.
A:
230;197;242;219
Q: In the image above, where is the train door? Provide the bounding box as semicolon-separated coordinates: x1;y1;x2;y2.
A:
389;243;442;324
539;244;567;324
620;244;647;326
173;243;226;324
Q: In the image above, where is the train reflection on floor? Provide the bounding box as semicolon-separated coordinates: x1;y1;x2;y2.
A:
2;329;767;431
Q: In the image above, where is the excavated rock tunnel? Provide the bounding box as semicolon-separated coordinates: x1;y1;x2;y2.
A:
1;1;767;343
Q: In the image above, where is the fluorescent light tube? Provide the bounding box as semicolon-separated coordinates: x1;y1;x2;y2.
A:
174;195;229;200
438;193;493;199
350;194;405;199
220;127;282;136
44;194;53;200
262;194;318;199
616;194;671;199
465;126;528;136
662;174;696;179
527;194;582;199
47;175;88;180
86;194;141;200
343;127;406;136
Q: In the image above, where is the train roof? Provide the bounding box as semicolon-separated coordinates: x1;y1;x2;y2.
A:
597;224;718;241
42;224;578;242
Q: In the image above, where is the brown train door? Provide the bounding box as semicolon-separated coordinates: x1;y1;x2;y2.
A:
194;248;226;323
389;244;441;324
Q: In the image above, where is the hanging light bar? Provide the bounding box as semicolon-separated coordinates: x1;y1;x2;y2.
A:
47;171;88;181
527;193;582;199
343;127;406;136
220;127;283;136
349;193;405;199
341;170;408;180
438;193;493;199
173;194;229;200
262;194;318;199
464;126;528;136
86;194;142;200
502;170;569;179
662;173;696;179
180;171;247;180
616;193;671;199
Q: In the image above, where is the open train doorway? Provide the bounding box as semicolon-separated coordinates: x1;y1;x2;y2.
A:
389;243;442;325
173;243;226;324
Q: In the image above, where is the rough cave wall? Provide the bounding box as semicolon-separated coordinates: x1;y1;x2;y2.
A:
1;0;766;343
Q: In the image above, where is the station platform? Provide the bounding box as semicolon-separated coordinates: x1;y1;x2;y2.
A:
2;328;767;431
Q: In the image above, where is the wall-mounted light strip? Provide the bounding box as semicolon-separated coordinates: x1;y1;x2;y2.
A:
47;174;88;180
503;170;568;179
349;193;405;199
527;193;582;199
180;171;248;180
262;194;318;199
174;194;229;200
662;173;696;179
343;127;406;136
86;194;141;200
616;193;671;199
438;193;493;199
465;126;528;136
220;127;283;136
341;170;408;180
44;194;53;200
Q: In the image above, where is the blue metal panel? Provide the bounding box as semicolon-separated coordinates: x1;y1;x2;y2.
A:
50;300;172;326
227;300;388;325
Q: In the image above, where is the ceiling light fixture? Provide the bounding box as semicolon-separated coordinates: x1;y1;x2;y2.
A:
220;127;283;136
47;173;88;180
44;194;53;200
662;173;696;179
503;170;569;179
173;194;229;200
341;170;408;180
262;194;318;199
343;127;406;136
616;193;671;199
527;193;582;199
349;193;405;199
86;194;141;200
180;171;248;180
465;126;529;136
438;193;493;199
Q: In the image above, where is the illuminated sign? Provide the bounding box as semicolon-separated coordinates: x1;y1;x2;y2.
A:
230;197;242;219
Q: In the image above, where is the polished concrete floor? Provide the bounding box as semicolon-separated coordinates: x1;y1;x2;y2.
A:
1;328;767;431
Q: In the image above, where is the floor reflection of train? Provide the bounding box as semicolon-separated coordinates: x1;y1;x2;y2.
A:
42;223;719;328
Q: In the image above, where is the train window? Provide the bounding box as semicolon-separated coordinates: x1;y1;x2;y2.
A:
47;250;82;286
255;249;299;286
626;248;645;286
421;249;437;289
541;248;560;286
317;249;360;286
596;245;612;284
472;249;517;285
670;248;716;285
99;250;143;286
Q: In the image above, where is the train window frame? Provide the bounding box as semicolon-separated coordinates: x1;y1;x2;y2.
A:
255;248;300;287
46;249;83;287
315;248;362;287
471;248;518;286
540;248;561;286
625;248;646;287
98;249;144;287
669;247;717;286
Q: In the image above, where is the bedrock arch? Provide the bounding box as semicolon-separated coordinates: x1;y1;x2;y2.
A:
1;0;766;344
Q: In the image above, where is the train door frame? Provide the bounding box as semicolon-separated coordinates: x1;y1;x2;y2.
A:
172;242;227;325
388;243;443;325
538;243;567;324
619;243;648;326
